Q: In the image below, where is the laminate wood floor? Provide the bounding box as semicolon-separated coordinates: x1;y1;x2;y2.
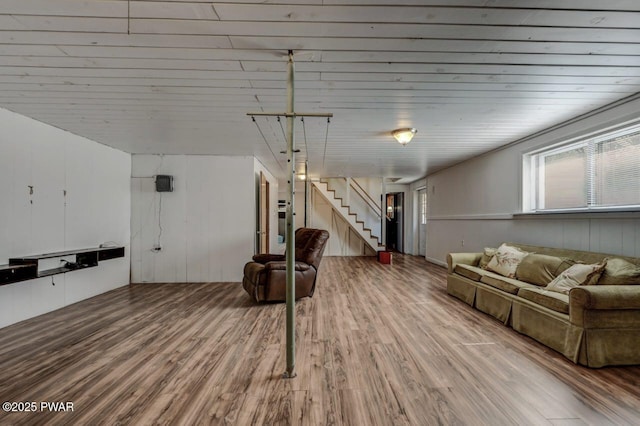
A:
1;255;639;425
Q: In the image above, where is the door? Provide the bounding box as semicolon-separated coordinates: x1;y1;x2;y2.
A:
385;192;404;252
418;188;427;256
259;172;270;253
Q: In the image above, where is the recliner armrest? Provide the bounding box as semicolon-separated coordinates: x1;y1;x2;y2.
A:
252;253;285;264
264;261;311;272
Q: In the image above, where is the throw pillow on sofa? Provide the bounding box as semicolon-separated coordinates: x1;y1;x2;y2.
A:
598;258;640;285
479;247;497;269
516;254;575;286
486;244;530;278
546;261;607;294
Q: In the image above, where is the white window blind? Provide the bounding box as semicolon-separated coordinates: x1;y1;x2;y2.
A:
594;131;640;207
420;191;427;225
526;124;640;212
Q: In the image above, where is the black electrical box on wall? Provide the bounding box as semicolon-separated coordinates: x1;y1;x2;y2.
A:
155;175;174;192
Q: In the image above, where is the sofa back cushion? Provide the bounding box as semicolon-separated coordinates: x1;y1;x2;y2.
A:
506;242;639;266
598;258;640;285
516;254;575;286
486;243;530;278
546;261;607;294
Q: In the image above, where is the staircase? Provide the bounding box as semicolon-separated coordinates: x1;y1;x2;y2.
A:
312;179;385;252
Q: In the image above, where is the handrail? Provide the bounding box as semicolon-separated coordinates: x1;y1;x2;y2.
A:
319;177;383;220
339;178;382;220
350;178;382;212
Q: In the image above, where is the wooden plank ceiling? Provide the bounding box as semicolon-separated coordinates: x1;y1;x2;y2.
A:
1;0;640;181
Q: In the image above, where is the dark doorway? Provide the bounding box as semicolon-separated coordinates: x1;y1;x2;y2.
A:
385;192;404;252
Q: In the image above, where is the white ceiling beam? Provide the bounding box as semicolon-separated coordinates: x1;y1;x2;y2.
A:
0;32;233;49
319;73;638;85
0;65;245;78
0;0;127;17
131;20;640;42
212;4;640;28
5;31;640;55
3;80;636;94
324;0;640;9
0;16;127;32
240;61;640;76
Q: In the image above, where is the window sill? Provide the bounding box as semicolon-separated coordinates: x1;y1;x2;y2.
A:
515;207;640;219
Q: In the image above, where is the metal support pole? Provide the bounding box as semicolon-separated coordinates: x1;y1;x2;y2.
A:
245;52;331;380
381;178;387;247
304;160;309;227
284;50;297;379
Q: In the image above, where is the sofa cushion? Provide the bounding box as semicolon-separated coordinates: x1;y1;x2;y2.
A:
486;243;530;278
480;273;536;295
546;261;607;295
479;247;497;269
516;254;575;286
598;258;640;285
518;287;570;314
453;264;486;282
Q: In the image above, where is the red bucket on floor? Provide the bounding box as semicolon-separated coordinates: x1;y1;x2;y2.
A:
378;251;392;264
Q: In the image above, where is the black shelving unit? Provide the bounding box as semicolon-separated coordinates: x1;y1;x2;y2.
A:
0;246;125;285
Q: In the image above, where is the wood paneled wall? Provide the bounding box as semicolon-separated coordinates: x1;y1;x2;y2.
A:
425;95;640;264
0;107;131;329
427;216;640;265
130;154;255;283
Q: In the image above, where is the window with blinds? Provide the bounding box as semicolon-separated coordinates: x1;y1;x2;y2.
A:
525;124;640;212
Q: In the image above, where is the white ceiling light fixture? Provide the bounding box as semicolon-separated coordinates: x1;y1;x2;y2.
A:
392;128;417;145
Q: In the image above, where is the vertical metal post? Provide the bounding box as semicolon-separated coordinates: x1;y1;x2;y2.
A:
304;160;309;227
381;178;387;247
284;50;297;379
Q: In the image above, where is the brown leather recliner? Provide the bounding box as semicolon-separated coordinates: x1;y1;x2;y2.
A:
242;228;329;302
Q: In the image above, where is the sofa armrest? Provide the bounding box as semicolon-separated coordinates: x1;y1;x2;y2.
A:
569;286;640;327
446;252;482;274
252;253;285;264
265;261;311;272
570;286;640;310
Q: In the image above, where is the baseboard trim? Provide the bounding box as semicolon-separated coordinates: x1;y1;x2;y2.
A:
426;256;447;268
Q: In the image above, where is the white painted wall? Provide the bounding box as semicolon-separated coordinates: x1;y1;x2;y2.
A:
0;108;131;329
130;155;255;283
425;97;640;266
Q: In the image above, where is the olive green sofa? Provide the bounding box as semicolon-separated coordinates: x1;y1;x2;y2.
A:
447;243;640;368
